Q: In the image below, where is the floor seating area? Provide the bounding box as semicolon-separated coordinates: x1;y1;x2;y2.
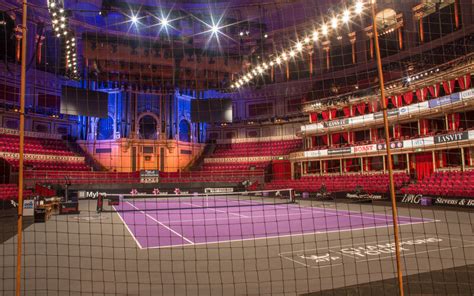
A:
0;184;33;201
400;170;474;197
211;140;301;158
265;173;410;194
0;134;74;156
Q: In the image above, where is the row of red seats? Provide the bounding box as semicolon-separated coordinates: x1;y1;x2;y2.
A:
0;134;74;156
7;159;90;171
265;173;409;194
211;140;301;157
201;162;268;171
25;171;141;184
0;184;33;201
400;171;474;197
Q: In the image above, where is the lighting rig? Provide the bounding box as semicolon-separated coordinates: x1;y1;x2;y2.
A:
47;0;80;79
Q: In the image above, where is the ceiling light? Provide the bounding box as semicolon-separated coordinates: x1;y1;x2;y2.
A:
322;24;328;35
312;31;319;41
342;10;350;23
355;1;364;14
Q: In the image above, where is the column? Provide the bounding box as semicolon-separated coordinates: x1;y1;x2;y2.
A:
454;0;460;29
461;147;465;171
348;32;356;64
322;41;330;71
406;154;410;174
397;27;403;50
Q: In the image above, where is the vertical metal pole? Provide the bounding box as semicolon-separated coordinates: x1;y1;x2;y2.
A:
16;1;28;295
371;2;405;296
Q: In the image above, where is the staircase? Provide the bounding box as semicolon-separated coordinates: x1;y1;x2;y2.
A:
63;138;106;172
186;143;216;171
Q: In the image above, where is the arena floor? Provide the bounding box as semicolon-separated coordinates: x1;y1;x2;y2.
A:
1;198;473;296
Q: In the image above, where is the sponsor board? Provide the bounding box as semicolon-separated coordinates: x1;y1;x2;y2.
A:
328;147;352;155
304;150;328;158
280;236;447;268
323;119;349;128
204;188;234;193
428;95;453;108
433;197;474;208
374;109;399;119
407;136;435;148
377;141;403;150
140;170;160;183
301;123;323;132
23;200;35;217
352;144;376;154
460;88;474;100
346;193;385;200
434;131;468;144
77;191;106;199
400;194;474;208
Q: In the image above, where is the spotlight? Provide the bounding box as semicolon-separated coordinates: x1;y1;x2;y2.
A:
50;2;56;8
60;16;65;22
56;33;61;37
60;24;65;29
239;31;244;36
295;42;303;51
59;8;64;13
54;27;59;32
131;15;138;24
52;19;58;24
275;57;282;65
289;50;295;57
281;52;288;61
303;36;310;44
343;10;350;23
211;25;219;35
262;63;268;69
355;1;364;14
160;17;169;27
331;17;338;29
264;34;268;38
252;69;257;75
321;24;328;35
63;31;67;35
312;31;319;41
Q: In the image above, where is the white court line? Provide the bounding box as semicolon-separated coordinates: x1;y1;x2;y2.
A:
214;197;434;223
126;202;195;245
113;206;145;250
162;212;322;223
183;202;250;218
141;219;436;250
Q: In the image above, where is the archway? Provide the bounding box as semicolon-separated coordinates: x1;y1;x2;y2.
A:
139;115;158;140
97;116;114;140
179;119;191;142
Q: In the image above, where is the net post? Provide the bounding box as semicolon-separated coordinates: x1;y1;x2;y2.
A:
371;2;405;295
96;193;104;213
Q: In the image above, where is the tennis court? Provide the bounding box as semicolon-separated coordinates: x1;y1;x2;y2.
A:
107;191;435;249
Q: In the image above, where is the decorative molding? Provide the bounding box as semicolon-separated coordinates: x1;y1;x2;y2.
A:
0;127;62;140
0;152;85;163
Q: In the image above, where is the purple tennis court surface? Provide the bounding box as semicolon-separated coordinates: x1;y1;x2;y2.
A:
113;196;433;249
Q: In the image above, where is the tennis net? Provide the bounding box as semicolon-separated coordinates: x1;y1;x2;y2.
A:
96;188;295;213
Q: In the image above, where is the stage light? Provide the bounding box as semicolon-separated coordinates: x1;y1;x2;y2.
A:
303;36;310;44
295;42;303;51
343;10;350;23
289;50;295;57
275;57;282;65
281;52;288;61
131;15;138;24
252;69;257;75
264;34;268;38
321;24;328;35
49;2;56;8
54;27;59;31
262;63;268;69
60;24;65;29
160;17;169;27
355;1;364;14
269;61;275;66
63;31;67;35
331;17;338;29
211;25;219;35
312;30;319;41
60;16;65;21
257;66;263;73
52;12;57;17
52;19;58;24
71;38;75;42
56;33;61;37
239;31;244;36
